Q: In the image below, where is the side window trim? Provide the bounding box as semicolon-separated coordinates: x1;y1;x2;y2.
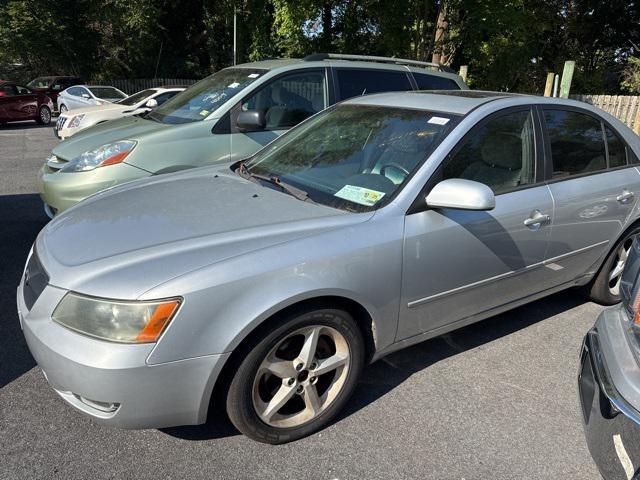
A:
407;105;542;215
539;104;636;184
229;67;329;133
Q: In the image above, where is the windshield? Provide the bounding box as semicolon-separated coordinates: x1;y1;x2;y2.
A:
27;77;54;88
89;87;126;99
245;105;458;212
147;68;266;124
117;89;155;106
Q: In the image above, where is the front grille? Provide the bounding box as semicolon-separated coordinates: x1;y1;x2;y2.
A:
23;250;49;310
56;116;67;130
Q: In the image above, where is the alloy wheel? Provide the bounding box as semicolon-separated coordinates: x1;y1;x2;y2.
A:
252;325;350;428
608;235;636;296
40;107;50;124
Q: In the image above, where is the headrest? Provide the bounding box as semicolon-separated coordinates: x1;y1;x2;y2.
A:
480;132;522;170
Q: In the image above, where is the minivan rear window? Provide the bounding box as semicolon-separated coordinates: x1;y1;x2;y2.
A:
336;69;412;101
148;68;266;124
414;73;460;90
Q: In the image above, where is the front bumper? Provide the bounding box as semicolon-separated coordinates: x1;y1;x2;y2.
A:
17;278;230;429
37;161;149;215
579;310;640;480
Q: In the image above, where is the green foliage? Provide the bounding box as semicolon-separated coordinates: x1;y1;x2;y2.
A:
0;0;638;94
622;57;640;94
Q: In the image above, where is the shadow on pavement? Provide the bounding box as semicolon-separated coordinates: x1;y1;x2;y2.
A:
0;194;48;388
0;122;52;131
165;289;585;441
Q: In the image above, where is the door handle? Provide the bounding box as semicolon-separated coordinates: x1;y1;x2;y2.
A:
616;190;635;203
524;210;550;228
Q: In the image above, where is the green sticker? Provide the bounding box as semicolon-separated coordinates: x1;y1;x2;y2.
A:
334;185;385;206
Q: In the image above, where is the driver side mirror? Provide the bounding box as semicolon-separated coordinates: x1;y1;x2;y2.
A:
145;98;158;109
237;110;266;132
426;178;495;211
81;93;91;99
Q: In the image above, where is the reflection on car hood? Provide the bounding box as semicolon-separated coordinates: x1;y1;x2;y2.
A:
59;103;129;118
37;165;368;299
52;116;170;160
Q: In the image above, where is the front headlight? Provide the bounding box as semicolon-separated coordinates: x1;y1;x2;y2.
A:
60;140;136;172
68;114;85;128
52;293;181;343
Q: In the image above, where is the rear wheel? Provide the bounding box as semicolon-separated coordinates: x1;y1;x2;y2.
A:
226;308;364;444
36;106;51;125
588;226;640;305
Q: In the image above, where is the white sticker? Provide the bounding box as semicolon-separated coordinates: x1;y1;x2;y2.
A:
228;82;240;88
428;116;450;125
334;185;385;206
248;73;260;78
199;109;209;116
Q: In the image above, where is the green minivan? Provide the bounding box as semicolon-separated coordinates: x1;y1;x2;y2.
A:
38;54;467;216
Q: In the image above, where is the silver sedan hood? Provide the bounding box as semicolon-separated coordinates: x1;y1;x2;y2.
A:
37;166;371;299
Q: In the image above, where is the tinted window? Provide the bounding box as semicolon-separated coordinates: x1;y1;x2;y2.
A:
89;87;126;99
605;126;627;168
118;89;156;106
1;84;17;96
16;85;31;95
67;87;83;96
544;109;606;178
442;110;536;194
336;69;412;101
414;73;460;90
153;91;179;106
242;70;326;130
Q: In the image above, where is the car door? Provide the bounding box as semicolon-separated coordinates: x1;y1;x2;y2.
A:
77;87;93;108
228;68;329;162
62;87;79;109
15;85;38;118
541;106;640;286
398;107;554;340
0;83;18;120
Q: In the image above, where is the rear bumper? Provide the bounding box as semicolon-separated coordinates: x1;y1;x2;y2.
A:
579;310;640;480
17;278;230;429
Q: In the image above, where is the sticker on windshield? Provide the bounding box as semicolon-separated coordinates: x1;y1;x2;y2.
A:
428;116;450;125
199;109;210;116
248;73;260;78
334;185;385;206
228;82;240;88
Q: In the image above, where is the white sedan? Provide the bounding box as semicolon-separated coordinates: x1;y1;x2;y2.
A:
57;85;127;112
54;87;185;139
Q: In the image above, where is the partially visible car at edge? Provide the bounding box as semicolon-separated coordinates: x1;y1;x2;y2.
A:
20;91;640;444
27;76;83;111
57;85;127;112
54;87;186;140
580;238;640;480
0;80;53;125
38;53;467;216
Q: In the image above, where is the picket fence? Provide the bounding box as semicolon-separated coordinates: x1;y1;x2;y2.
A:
571;95;640;133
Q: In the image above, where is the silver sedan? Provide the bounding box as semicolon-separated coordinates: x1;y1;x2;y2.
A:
18;91;640;443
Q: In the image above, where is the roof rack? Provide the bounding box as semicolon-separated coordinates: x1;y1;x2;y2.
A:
302;53;451;72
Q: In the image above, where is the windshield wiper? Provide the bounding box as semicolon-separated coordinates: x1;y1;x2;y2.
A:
236;162;314;204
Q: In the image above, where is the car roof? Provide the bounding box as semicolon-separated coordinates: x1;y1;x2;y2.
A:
232;56;464;82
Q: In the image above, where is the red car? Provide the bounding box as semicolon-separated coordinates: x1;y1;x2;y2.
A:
27;76;83;111
0;80;54;125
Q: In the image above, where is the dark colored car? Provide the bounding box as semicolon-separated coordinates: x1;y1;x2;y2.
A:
580;235;640;479
0;80;54;125
27;76;83;111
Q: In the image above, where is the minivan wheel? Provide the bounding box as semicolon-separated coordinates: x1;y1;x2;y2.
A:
588;226;640;305
226;308;364;444
37;106;51;125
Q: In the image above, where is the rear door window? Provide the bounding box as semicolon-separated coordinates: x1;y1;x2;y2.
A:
605;126;628;168
413;73;460;90
544;109;606;178
335;69;412;101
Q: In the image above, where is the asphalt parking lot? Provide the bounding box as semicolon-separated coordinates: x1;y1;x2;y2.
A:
0;122;602;479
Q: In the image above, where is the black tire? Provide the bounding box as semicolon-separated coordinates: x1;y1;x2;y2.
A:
226;308;364;444
587;226;640;305
36;106;51;125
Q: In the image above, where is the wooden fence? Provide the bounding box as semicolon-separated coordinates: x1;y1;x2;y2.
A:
94;78;198;95
571;95;640;133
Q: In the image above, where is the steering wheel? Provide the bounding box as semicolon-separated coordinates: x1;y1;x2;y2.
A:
380;162;411;179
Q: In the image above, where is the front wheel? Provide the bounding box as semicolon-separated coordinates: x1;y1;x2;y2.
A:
588;226;640;305
59;104;67;114
226;308;364;444
36;106;51;125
